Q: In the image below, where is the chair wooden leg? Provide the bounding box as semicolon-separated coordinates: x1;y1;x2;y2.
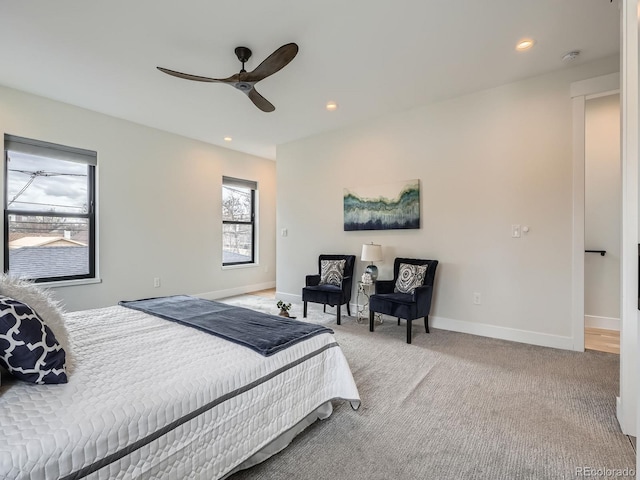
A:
397;317;401;326
346;302;351;316
323;304;326;313
303;302;308;318
369;310;375;332
424;316;429;333
407;319;412;344
336;304;341;325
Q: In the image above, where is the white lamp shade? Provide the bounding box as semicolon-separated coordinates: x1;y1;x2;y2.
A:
361;243;383;262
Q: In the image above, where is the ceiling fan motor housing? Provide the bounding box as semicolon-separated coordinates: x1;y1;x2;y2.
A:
235;82;253;91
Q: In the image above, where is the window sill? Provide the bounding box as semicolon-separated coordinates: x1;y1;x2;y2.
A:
38;277;102;288
222;263;259;271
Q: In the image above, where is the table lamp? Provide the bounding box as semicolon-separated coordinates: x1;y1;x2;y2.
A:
361;243;383;282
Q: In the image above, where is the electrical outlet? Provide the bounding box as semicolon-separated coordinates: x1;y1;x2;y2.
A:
153;277;161;288
281;228;288;237
512;224;521;238
473;292;481;305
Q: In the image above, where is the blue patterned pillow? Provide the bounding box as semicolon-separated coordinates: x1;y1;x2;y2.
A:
0;295;67;384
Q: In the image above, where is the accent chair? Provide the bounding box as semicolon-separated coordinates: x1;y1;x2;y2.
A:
369;257;438;343
302;254;355;325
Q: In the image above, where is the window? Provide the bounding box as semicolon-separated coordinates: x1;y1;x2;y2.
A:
4;134;96;283
222;176;256;266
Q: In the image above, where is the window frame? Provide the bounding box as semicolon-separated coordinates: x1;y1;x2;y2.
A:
3;135;97;283
222;177;256;266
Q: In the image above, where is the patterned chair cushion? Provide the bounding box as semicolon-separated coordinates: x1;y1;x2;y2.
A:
394;263;428;294
0;295;67;384
319;259;346;286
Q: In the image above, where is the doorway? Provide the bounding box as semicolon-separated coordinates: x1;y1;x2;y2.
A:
584;93;621;354
571;70;638;437
570;71;620;353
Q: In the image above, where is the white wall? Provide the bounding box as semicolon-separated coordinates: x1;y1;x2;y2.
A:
277;56;619;350
0;85;276;311
584;94;621;328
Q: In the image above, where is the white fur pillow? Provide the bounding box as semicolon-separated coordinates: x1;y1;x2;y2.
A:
0;274;71;359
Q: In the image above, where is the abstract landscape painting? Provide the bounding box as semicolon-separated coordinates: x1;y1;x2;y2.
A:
344;179;420;231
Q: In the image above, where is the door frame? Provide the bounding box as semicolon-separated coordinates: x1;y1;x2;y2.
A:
571;72;620;353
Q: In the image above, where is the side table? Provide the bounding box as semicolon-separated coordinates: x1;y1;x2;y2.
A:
356;281;382;324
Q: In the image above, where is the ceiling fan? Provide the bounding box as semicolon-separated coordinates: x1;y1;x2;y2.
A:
157;42;298;113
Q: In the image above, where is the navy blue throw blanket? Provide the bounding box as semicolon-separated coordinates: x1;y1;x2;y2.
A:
118;295;333;356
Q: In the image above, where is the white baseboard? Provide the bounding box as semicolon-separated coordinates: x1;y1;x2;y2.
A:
617;396;623;431
616;396;637;436
429;315;574;350
276;292;302;303
584;315;620;331
276;291;575;351
197;281;276;301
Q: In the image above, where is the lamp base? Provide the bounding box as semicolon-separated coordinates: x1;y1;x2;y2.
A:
365;264;378;282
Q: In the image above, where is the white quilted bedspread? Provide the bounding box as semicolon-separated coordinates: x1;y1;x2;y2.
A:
0;305;360;480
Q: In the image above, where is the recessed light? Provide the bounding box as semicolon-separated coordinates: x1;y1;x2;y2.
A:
516;39;535;51
326;101;339;111
224;136;232;142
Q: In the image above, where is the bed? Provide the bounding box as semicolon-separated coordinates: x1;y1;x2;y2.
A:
0;298;360;479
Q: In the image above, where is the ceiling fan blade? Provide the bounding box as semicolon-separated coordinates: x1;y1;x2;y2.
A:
243;43;298;83
157;67;237;83
248;88;275;112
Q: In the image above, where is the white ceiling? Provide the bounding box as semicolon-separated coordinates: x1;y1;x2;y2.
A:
0;0;620;160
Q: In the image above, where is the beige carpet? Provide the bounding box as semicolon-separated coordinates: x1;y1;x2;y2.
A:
221;294;636;480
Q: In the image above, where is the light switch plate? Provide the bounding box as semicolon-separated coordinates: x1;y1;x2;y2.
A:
512;224;521;238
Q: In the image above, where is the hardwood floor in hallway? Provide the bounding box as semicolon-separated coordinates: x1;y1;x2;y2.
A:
584;327;620;354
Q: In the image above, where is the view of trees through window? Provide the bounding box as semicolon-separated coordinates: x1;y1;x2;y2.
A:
222;183;254;265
